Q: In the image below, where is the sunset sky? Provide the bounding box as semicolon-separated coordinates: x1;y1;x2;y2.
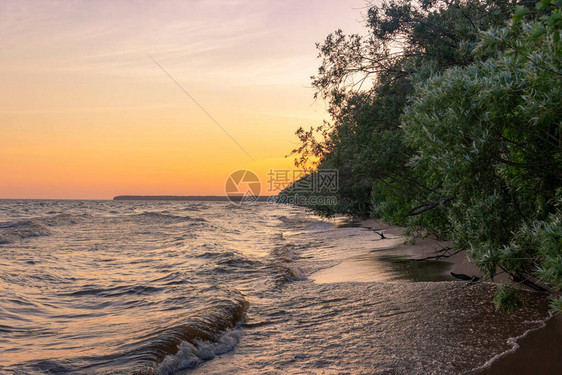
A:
0;0;367;199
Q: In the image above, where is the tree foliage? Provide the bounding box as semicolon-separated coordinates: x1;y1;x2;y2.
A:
402;12;561;296
285;0;562;311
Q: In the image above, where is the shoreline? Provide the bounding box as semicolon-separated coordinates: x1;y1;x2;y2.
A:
312;216;487;284
359;217;481;276
314;216;561;374
472;313;562;375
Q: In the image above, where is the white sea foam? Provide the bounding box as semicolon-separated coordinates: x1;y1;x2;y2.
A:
463;315;553;374
156;328;243;375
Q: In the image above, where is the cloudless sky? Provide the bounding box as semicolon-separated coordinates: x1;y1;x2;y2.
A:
0;0;368;199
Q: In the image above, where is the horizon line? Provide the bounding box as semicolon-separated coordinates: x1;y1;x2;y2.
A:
0;194;277;201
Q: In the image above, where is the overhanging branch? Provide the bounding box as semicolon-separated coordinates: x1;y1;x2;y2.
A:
405;197;453;216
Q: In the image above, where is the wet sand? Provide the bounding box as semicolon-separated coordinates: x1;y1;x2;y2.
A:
312;216;561;374
311;217;486;284
474;314;562;375
359;217;486;278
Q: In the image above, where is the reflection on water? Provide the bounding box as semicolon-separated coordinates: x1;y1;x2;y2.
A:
378;254;454;282
310;229;455;284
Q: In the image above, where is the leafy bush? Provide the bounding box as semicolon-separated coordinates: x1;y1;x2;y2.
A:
494;283;524;313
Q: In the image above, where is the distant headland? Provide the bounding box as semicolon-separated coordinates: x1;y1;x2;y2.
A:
113;195;271;202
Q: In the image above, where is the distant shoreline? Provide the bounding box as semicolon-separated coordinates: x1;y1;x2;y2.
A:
113;195;272;202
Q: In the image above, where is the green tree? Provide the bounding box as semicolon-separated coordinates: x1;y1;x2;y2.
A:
289;0;513;219
286;0;562;310
401;5;562;309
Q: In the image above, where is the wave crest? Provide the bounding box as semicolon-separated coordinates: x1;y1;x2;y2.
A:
156;328;242;375
0;220;51;244
0;213;88;244
139;295;248;373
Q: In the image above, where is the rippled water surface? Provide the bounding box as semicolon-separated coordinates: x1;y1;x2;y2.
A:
0;200;551;374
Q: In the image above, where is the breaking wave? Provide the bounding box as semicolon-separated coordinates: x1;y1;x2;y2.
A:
156;327;243;375
146;296;248;373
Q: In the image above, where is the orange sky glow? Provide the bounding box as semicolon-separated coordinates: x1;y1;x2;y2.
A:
0;0;367;199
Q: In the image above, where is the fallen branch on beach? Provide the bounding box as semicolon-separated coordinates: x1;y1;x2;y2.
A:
412;247;463;261
363;227;387;239
450;272;480;283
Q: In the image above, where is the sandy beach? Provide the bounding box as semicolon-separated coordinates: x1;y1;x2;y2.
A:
310;216;561;374
312;217;485;284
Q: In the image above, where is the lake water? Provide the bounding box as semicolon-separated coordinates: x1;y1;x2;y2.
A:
0;200;551;374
